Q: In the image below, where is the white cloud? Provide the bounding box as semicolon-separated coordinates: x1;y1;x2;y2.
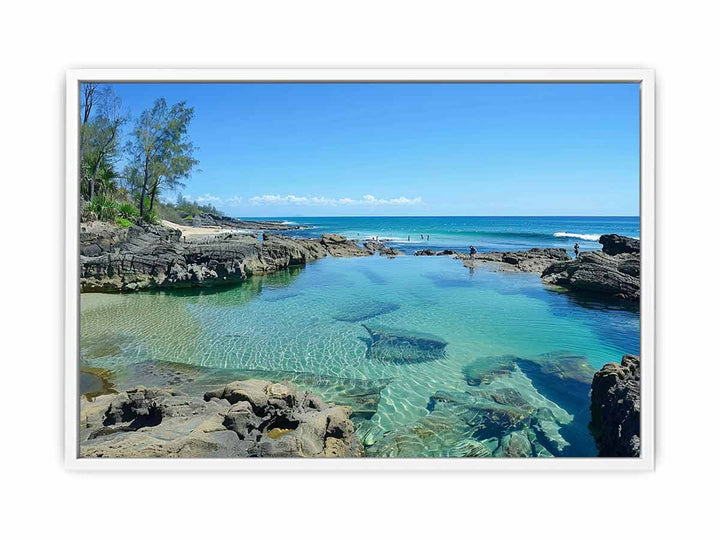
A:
248;194;423;206
225;196;244;206
196;193;221;204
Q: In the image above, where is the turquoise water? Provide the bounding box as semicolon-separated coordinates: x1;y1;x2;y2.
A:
80;250;640;457
272;216;640;254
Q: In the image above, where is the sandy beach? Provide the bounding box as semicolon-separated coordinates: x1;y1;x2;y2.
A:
161;219;242;237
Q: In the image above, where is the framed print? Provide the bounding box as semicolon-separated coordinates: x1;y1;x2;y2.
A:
65;68;654;471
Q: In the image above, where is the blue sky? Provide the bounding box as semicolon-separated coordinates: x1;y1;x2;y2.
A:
104;82;640;217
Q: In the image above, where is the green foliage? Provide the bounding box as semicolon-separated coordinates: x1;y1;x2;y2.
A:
117;202;139;220
126;98;199;221
144;209;159;225
86;196;119;221
114;217;133;228
173;193;223;217
79;85;126;201
150;195;223;226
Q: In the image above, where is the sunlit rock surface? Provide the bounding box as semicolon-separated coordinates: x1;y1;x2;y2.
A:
80;379;363;458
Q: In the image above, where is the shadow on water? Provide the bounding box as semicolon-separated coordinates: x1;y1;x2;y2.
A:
356;266;388;285
489;276;640;357
422;271;476;288
144;267;305;308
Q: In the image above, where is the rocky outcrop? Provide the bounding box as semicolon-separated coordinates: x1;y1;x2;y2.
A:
189;213;306;231
363;240;402;257
590;355;640;457
319;233;372;257
80;379;363;458
79;221;387;292
414;249;437;256
413;248;460;256
599;234;640;255
459;248;571;274
541;250;640;302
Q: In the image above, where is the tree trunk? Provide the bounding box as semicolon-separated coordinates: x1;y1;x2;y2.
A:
90;158;101;200
149;180;159;213
139;163;149;220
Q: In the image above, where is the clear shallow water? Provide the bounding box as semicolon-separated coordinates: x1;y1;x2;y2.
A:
81;254;639;457
269;216;640;254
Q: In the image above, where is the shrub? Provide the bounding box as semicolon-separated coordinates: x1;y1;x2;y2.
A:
114;217;133;228
86;196;118;221
117;202;139;220
144;209;159;225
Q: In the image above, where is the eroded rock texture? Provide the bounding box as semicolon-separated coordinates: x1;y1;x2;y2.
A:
541;251;640;302
590;355;641;457
459;248;571;274
80;379;363;458
79;221;386;292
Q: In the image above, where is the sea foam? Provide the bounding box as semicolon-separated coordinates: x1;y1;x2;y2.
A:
553;232;601;241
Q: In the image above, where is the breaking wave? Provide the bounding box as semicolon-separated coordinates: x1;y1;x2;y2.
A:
553;232;601;241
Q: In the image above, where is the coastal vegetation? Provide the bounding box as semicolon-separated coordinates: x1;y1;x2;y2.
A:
79;83;202;225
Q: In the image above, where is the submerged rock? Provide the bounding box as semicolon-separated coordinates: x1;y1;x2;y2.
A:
590;354;640;457
362;323;448;363
463;355;518;386
80;379;363;458
369;364;572;458
514;351;596;410
334;300;400;323
541;250;640;302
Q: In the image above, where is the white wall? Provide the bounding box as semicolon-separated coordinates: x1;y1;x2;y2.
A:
2;1;716;538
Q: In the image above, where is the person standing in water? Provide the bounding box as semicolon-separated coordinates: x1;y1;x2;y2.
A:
574;242;580;257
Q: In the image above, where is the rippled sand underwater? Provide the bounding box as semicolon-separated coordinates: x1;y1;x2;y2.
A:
80;255;639;457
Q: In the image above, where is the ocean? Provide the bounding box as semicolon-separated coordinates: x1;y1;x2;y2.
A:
271;215;640;254
80;216;640;457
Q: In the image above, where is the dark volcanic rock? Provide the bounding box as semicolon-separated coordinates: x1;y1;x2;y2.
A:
363;240;402;257
80;379;363;458
590;355;640;457
414;249;437;256
599;234;640;255
190;213;305;231
319;234;373;257
460;248;571;274
541;250;640;302
79;221;373;292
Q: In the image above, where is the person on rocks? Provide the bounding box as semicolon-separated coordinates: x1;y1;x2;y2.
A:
469;245;477;256
574;242;580;257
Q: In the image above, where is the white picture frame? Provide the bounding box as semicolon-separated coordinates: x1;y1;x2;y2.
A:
65;68;655;471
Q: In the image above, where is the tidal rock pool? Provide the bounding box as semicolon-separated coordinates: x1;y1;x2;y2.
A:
80;255;639;457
